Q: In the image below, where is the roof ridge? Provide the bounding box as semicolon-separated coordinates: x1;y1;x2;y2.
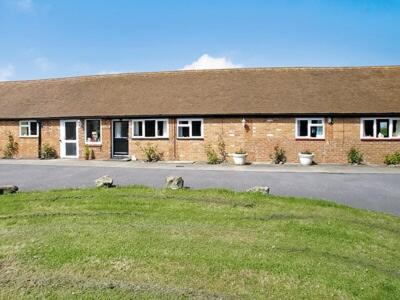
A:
1;65;400;84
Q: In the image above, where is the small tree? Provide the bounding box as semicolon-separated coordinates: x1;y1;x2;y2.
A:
3;132;18;159
205;144;219;164
270;145;287;164
217;134;227;163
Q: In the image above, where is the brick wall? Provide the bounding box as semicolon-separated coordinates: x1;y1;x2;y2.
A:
0;121;39;158
0;117;399;164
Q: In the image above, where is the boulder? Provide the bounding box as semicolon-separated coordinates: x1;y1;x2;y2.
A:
165;176;184;190
246;186;270;195
95;175;114;188
0;185;19;195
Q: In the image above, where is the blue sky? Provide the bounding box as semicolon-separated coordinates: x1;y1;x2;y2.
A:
0;0;399;80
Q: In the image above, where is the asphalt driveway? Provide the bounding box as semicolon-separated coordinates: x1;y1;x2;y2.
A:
1;162;400;215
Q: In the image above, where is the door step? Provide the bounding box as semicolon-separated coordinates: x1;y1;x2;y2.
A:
110;157;131;162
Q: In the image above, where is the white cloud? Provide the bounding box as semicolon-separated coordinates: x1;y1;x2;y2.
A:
97;70;131;75
182;54;242;70
34;57;54;72
15;0;33;10
0;64;15;81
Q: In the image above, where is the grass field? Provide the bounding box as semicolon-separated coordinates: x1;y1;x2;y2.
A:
0;186;399;299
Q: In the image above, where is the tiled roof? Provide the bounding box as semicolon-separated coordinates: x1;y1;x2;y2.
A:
0;66;399;119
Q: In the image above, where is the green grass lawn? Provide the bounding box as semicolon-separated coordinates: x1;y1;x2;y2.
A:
0;186;399;299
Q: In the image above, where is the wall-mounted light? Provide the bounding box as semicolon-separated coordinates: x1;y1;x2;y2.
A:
328;117;334;125
241;117;246;128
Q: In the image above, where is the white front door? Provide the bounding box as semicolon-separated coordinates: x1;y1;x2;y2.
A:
60;120;79;158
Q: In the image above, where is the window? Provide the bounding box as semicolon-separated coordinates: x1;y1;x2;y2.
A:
19;120;39;137
361;118;400;139
295;118;325;139
177;119;203;138
85;119;102;144
132;119;168;138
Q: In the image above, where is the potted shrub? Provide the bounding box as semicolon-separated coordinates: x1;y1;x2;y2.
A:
298;150;314;166
232;149;247;165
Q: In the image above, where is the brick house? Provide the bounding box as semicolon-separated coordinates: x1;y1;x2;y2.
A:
0;66;399;164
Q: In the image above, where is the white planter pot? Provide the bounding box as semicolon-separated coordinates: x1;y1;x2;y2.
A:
298;153;314;166
232;153;247;165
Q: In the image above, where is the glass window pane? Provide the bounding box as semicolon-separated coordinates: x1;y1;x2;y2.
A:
121;122;128;137
30;122;38;136
311;119;323;124
65;143;77;156
86;120;100;142
157;121;165;137
114;121;128;138
178;126;190;137
20;121;29;126
393;120;400;137
20;126;29;136
298;120;308;137
191;121;202;137
145;120;156;137
363;120;374;137
65;122;76;140
133;121;143;137
114;122;122;138
377;119;389;138
179;120;189;125
311;126;324;137
310;126;318;137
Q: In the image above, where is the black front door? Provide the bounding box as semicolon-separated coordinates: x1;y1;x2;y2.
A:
113;121;129;156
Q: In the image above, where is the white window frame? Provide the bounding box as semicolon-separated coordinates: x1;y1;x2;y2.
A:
360;117;400;140
295;118;325;139
84;119;102;145
177;118;204;139
19;120;39;137
132;119;169;139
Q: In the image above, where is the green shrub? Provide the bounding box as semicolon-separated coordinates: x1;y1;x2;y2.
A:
270;145;287;164
84;145;90;160
235;148;247;155
90;149;95;160
217;134;227;162
301;150;313;155
347;147;363;165
41;143;57;159
138;143;162;162
205;145;219;164
3;132;18;158
384;151;400;165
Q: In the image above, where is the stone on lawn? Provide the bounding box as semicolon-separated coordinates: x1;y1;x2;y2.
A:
165;176;184;190
246;186;270;195
0;185;19;195
95;175;114;188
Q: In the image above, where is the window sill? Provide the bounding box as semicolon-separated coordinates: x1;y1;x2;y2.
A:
85;143;102;147
361;138;400;141
19;136;38;138
295;138;325;141
177;137;204;140
131;137;169;140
